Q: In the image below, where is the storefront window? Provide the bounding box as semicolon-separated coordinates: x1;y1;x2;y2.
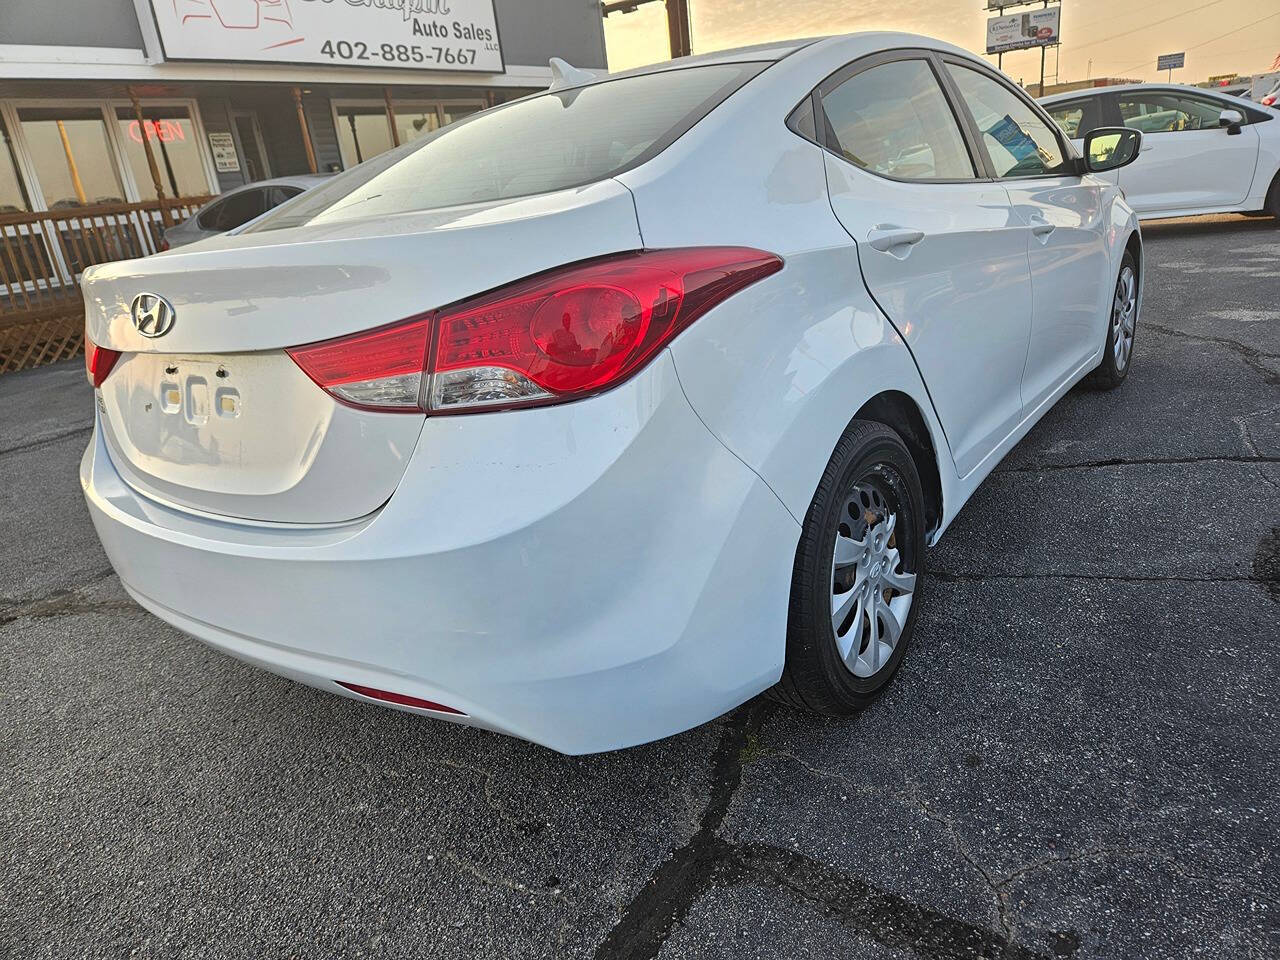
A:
17;107;124;209
335;105;394;168
115;105;211;200
393;105;439;146
0;115;31;213
441;104;482;127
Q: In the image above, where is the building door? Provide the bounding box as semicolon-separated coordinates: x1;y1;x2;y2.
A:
231;111;271;183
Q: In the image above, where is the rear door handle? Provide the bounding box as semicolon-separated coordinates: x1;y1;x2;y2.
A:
1028;215;1055;239
867;226;925;253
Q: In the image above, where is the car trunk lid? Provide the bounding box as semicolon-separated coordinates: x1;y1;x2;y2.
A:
82;181;643;524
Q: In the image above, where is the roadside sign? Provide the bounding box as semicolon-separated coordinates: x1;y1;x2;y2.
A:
986;7;1061;54
1157;53;1186;71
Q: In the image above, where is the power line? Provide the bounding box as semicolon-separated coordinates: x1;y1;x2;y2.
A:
1105;10;1280;77
1066;0;1234;53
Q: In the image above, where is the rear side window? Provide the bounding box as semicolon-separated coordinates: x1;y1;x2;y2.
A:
252;63;765;230
198;189;268;231
818;59;975;180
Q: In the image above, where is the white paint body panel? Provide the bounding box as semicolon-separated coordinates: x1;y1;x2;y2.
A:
1042;84;1280;219
82;32;1140;751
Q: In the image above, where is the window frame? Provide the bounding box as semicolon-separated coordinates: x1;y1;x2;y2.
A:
805;48;990;185
933;53;1081;181
797;48;1085;186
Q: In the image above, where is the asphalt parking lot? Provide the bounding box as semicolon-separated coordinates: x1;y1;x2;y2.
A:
2;214;1277;959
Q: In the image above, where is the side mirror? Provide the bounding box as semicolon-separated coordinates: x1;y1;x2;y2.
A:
1082;127;1142;173
1219;109;1244;135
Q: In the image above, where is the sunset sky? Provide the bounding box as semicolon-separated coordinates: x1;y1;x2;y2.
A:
602;0;1280;87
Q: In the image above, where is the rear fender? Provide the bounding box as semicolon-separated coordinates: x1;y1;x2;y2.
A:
668;245;962;543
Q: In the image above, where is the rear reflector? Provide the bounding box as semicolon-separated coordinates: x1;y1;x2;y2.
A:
85;330;121;388
336;681;466;715
287;247;783;415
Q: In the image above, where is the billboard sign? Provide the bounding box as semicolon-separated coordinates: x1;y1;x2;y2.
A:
986;8;1061;54
1157;53;1186;71
148;0;504;73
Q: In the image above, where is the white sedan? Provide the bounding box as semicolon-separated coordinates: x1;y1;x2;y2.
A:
1041;83;1280;220
80;33;1142;754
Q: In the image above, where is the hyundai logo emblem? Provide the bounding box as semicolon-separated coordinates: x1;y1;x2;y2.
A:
130;292;176;338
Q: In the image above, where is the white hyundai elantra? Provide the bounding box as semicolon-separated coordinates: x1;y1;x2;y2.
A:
81;33;1142;753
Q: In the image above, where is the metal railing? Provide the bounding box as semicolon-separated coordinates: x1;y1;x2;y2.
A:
0;197;211;375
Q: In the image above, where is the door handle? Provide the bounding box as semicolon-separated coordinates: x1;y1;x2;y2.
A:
1028;215;1055;238
867;226;925;253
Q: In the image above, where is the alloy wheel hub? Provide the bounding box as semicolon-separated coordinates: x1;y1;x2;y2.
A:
830;483;917;679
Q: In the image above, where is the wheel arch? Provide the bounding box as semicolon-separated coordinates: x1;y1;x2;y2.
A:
852;391;944;538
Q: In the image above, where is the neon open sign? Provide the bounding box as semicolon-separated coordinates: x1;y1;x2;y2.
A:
128;119;187;144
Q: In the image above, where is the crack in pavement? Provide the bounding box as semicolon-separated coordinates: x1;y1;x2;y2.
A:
0;423;93;458
928;570;1264;587
591;702;1078;960
1142;322;1280;385
0;570;127;628
995;454;1280;475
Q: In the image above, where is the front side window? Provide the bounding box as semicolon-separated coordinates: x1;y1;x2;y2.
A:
255;62;764;230
945;63;1070;178
818;59;975;180
115;105;212;201
18;107;125;208
1117;93;1239;132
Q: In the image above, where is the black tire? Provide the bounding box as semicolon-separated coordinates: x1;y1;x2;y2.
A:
771;420;926;715
1085;249;1138;390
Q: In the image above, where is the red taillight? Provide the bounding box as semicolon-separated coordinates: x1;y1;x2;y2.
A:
286;247;783;415
336;681;466;715
84;330;121;388
1263;95;1276;106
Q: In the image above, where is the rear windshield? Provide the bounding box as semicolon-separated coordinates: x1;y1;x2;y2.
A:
251;62;766;230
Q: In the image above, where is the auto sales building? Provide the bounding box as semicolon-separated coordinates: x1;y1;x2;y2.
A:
0;0;607;372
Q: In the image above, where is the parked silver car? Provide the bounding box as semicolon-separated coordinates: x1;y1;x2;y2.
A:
161;175;331;250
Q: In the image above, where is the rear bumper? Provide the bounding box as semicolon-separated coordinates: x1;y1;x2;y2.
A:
82;353;800;754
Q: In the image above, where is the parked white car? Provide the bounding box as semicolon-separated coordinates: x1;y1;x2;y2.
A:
161;175;331;249
1041;83;1280;220
80;33;1142;753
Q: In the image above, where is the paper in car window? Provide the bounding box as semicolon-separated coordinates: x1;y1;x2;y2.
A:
987;115;1039;162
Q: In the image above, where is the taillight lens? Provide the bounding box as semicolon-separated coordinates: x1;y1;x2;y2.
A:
85;329;121;388
287;247;782;415
1263;95;1276;106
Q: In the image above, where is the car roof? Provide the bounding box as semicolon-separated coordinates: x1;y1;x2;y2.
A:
1041;83;1247;104
224;174;333;193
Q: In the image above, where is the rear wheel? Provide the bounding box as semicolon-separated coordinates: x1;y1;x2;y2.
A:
1085;250;1138;390
772;420;925;714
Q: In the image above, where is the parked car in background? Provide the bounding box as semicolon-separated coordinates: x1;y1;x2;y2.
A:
1041;83;1280;220
81;33;1142;754
161;174;331;249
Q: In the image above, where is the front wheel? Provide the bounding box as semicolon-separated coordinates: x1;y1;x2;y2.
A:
771;420;925;715
1085;250;1138;390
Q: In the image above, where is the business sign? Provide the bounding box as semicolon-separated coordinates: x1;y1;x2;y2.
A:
1157;52;1186;71
148;0;504;73
986;8;1061;54
207;132;241;173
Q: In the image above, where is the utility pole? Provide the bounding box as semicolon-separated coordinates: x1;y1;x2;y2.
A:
601;0;692;59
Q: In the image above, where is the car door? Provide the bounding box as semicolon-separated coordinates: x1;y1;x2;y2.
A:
943;60;1112;410
1108;90;1260;212
815;52;1033;478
